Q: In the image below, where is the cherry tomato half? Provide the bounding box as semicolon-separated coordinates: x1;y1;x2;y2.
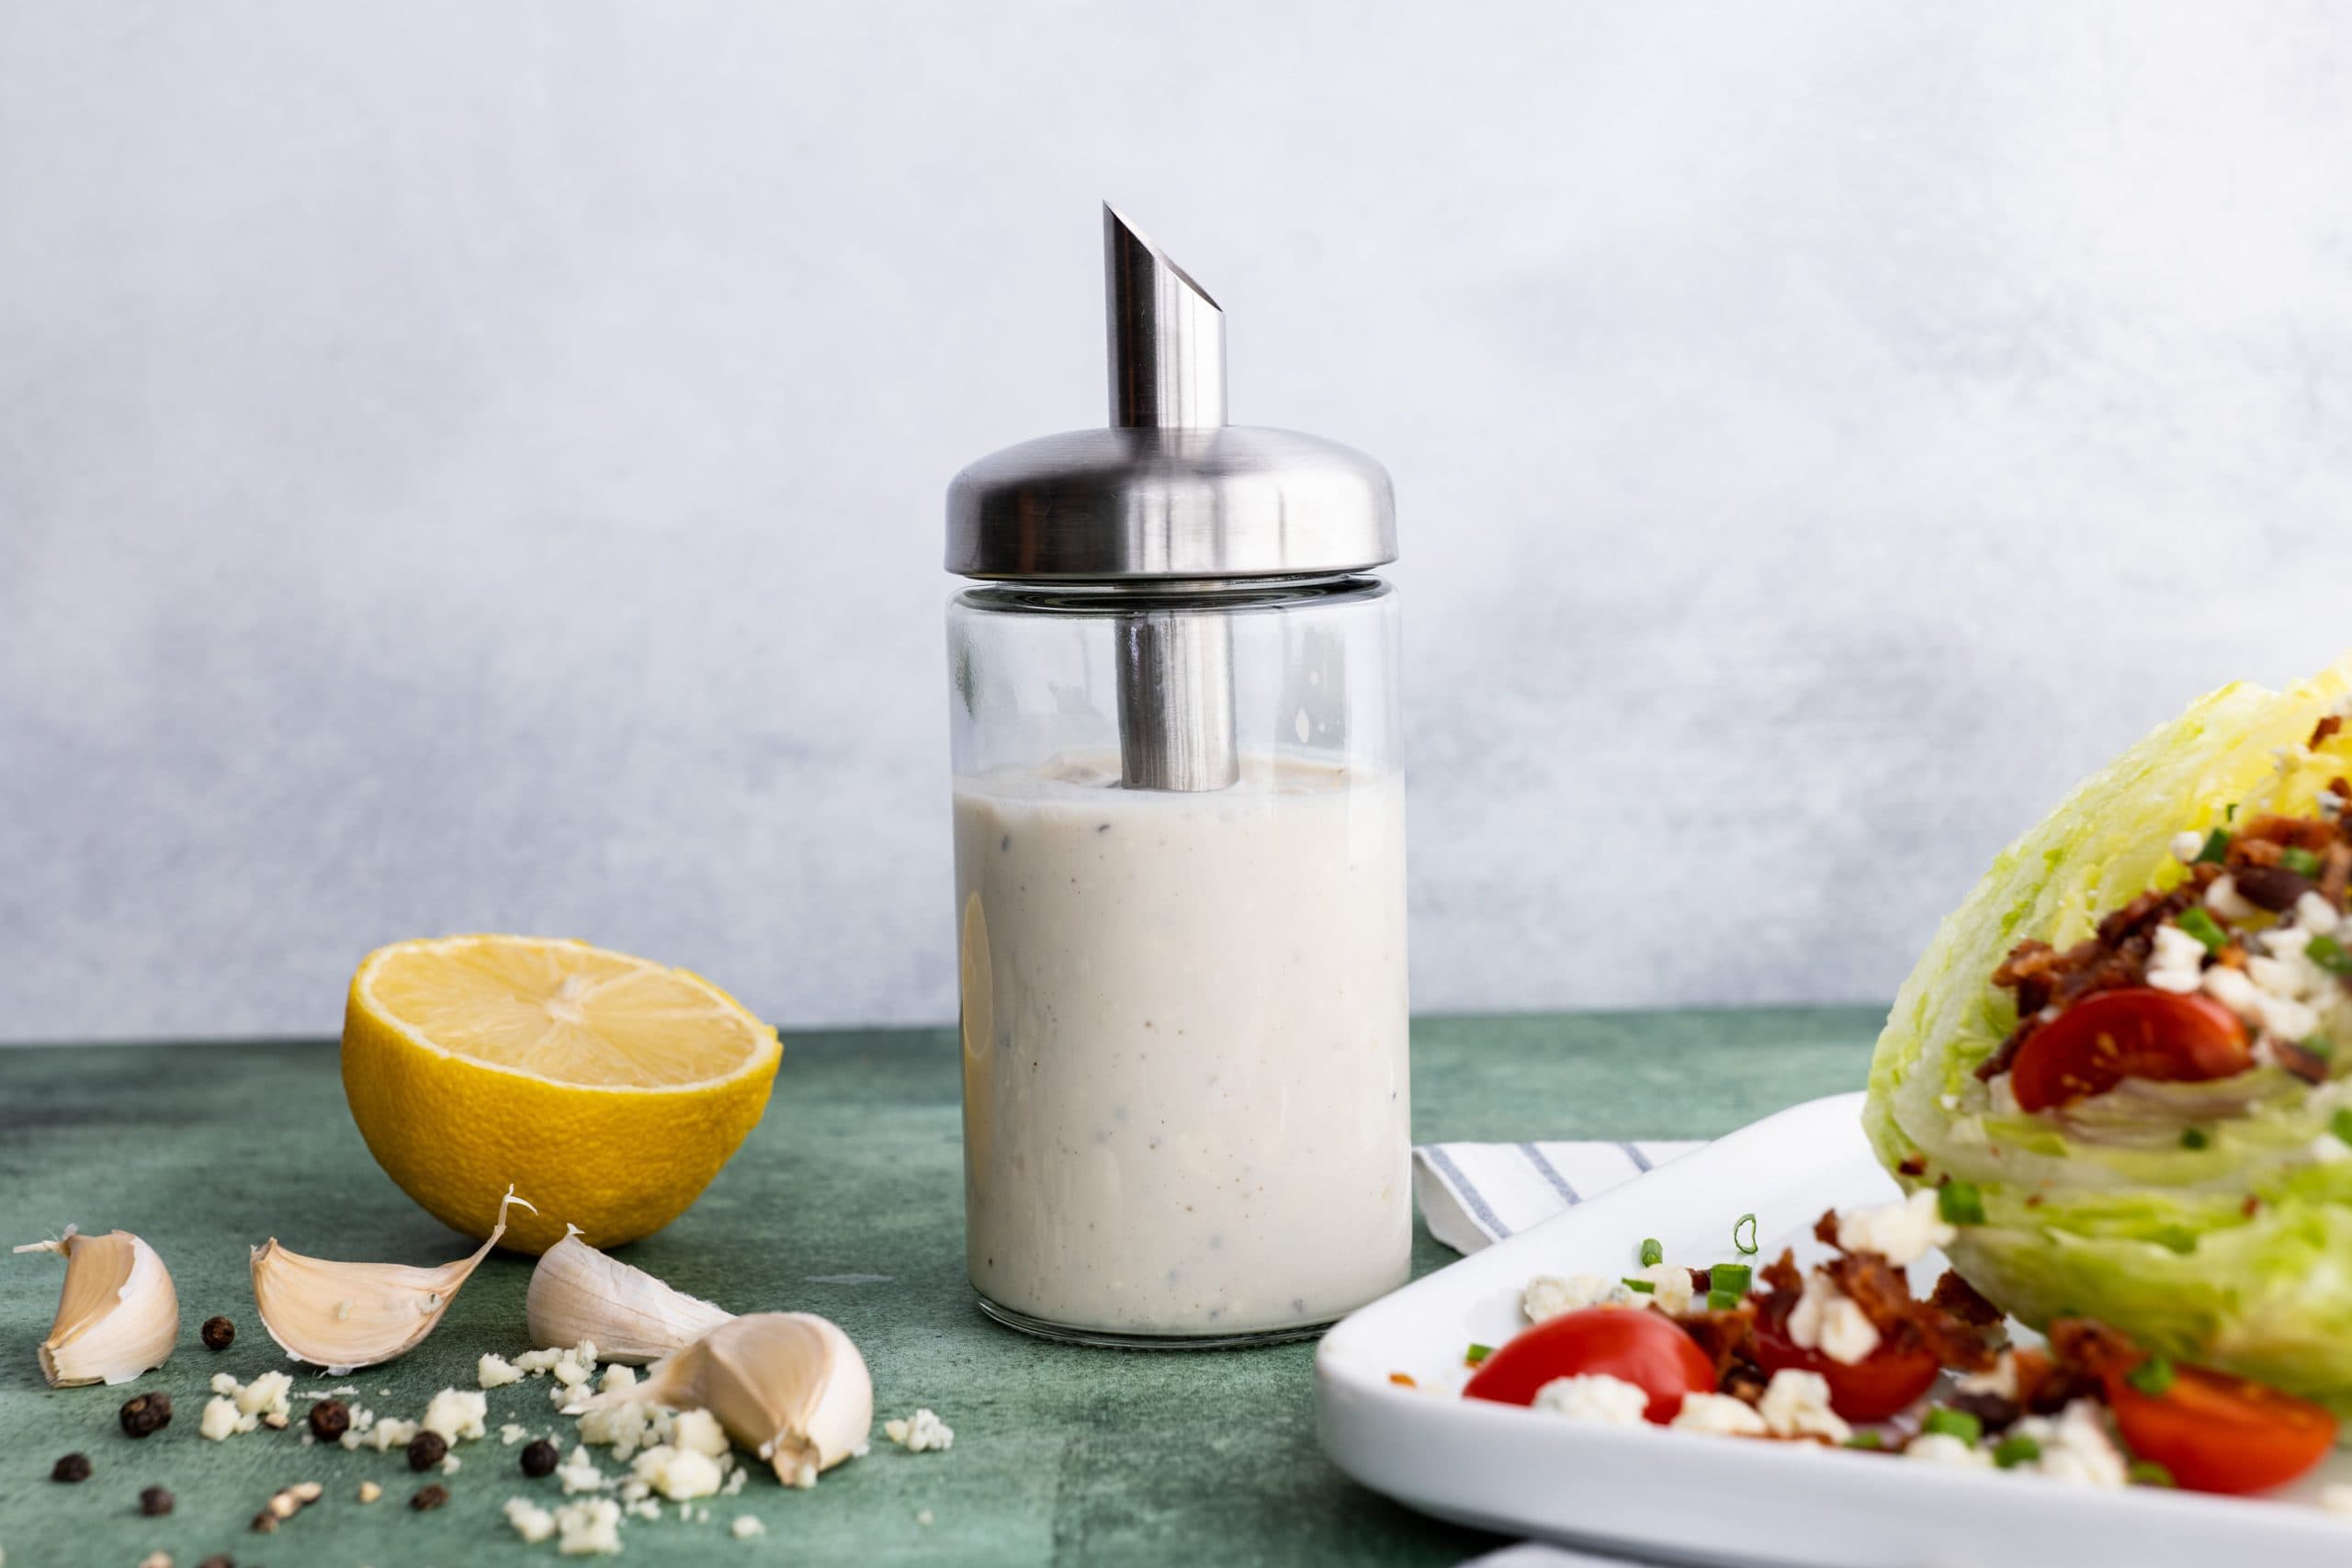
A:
1751;1315;1941;1423
2106;1363;2338;1495
2009;987;2251;1112
1463;1307;1715;1424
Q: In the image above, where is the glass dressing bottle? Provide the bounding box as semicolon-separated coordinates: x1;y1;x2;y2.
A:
943;207;1408;1346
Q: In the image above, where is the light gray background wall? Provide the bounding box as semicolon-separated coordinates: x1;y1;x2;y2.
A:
5;1;2351;1042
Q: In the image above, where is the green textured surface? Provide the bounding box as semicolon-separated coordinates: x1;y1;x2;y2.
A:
0;1008;1877;1567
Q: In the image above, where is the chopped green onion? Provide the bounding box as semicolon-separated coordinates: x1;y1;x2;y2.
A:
1464;1342;1493;1366
2312;935;2352;976
1710;1263;1753;1296
1621;1278;1656;1294
2307;1036;2338;1063
2227;803;2239;822
2331;1108;2352;1146
2283;846;2325;878
2180;1127;2211;1150
2126;1356;2176;1397
1733;1213;1758;1256
1843;1431;1885;1450
1921;1406;1983;1444
2128;1459;2177;1488
2177;907;2230;954
1992;1434;2041;1469
1706;1287;1742;1313
1638;1237;1664;1268
2196;828;2232;864
1938;1181;1986;1226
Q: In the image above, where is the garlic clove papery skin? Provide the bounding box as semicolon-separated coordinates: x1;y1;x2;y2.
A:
251;1188;532;1374
583;1312;872;1483
12;1226;180;1387
526;1226;735;1365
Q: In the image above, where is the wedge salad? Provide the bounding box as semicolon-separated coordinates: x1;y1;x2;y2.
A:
1447;655;2352;1509
1457;1193;2343;1502
1869;654;2352;1414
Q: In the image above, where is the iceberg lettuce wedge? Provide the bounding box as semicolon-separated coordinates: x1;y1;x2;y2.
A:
1866;654;2352;1410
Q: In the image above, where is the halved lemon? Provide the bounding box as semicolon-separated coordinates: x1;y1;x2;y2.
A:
342;935;782;1253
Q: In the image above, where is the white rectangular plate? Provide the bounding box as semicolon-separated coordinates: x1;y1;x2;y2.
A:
1317;1093;2352;1567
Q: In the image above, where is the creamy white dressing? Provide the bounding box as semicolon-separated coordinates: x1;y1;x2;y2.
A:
953;751;1410;1337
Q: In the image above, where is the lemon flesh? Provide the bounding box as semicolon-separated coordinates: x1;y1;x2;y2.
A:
343;935;781;1253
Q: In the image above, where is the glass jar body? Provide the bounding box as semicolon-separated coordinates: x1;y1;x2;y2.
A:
945;579;1410;1344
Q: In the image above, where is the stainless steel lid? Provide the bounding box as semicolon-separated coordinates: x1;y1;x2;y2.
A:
944;206;1396;583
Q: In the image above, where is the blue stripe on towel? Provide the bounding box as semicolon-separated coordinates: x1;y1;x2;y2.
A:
1517;1141;1582;1204
1425;1145;1515;1239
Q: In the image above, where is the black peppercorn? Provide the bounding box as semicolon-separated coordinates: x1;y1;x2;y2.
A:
118;1391;173;1438
407;1428;448;1471
308;1397;351;1442
520;1436;560;1477
51;1451;92;1483
250;1510;279;1534
140;1483;175;1516
411;1482;450;1511
200;1314;235;1351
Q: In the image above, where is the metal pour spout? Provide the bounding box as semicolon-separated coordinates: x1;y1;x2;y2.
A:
1103;206;1239;792
1105;205;1227;431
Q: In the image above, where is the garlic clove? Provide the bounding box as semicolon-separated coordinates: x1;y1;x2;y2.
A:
251;1188;534;1374
12;1226;180;1387
582;1313;872;1485
526;1226;735;1365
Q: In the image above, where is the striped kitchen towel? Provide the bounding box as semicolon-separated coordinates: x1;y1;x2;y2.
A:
1413;1138;1702;1254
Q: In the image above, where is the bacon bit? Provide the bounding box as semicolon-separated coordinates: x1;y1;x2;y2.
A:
1678;1306;1758;1378
2095;888;2182;946
2011;1344;2099;1416
1928;1269;2004;1328
2244;1194;2262;1217
2025;1192;2044;1208
1388;1371;1416;1388
1992;939;2061;992
2240;814;2338;854
1822;1251;1999;1373
1913;1314;2003;1376
2047;1318;2141;1383
1896;1154;1927;1178
2276;1040;2331;1085
2234;836;2285;870
1720;1359;1769;1405
2313;716;2343;749
2214;941;2249;969
1811;1209;1841;1248
2324;842;2352;909
1758;1248;1804;1298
